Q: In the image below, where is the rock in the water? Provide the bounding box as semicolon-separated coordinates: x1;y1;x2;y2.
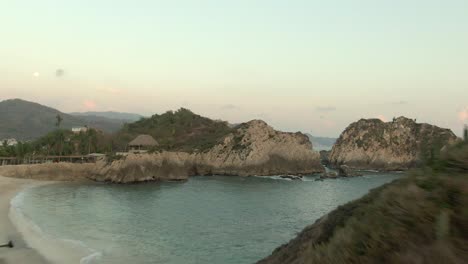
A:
280;175;303;180
319;171;338;179
337;165;362;177
329;116;458;170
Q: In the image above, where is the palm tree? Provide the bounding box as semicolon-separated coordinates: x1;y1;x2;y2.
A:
55;114;63;160
55;114;63;128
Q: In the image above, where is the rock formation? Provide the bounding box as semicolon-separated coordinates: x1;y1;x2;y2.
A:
196;120;324;176
3;120;323;183
337;165;362;177
329;117;458;170
91;120;323;183
90;152;193;183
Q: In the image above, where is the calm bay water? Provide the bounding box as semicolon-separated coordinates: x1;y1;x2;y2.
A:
15;173;401;264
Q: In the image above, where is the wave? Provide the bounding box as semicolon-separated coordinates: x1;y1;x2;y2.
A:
252;175;319;182
9;185;102;264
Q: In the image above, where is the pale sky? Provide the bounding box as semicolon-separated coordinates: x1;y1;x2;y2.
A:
1;0;467;137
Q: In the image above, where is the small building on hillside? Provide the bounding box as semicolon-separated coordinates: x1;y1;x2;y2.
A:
72;126;88;133
128;134;159;153
1;138;18;146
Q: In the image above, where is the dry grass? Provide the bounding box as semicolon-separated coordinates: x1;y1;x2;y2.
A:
259;143;468;264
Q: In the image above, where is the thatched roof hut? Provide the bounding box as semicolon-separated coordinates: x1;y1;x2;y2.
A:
128;135;158;149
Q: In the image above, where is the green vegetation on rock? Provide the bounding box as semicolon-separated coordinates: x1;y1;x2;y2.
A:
114;108;234;152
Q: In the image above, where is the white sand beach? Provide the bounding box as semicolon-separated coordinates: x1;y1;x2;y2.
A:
0;176;49;264
0;176;89;264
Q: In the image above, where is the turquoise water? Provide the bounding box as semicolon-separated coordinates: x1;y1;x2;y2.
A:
16;173;401;264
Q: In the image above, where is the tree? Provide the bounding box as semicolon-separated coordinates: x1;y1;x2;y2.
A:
55;114;64;159
55;114;63;128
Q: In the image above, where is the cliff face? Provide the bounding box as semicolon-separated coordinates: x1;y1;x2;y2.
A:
90;152;194;183
197;120;324;176
90;120;323;183
329;117;457;170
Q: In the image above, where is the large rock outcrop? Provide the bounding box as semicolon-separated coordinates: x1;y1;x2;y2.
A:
196;120;324;176
91;120;324;183
90;152;193;183
329;117;458;170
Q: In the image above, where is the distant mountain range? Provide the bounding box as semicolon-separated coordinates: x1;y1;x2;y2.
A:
305;134;337;151
0;99;142;140
69;111;143;122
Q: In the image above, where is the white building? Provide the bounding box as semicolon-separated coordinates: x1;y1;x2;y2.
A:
1;138;18;146
72;127;88;133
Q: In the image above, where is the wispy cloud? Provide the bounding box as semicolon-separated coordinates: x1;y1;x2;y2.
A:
315;106;337;112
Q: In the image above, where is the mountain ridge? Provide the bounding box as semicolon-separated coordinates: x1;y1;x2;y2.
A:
0;99;132;139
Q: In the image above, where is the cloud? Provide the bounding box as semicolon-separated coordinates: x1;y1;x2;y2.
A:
315;106;337;112
458;107;468;122
82;99;97;111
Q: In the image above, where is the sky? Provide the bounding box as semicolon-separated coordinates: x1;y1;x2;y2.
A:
1;0;467;137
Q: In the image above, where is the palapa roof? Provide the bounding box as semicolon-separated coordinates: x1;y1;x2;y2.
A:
128;134;159;147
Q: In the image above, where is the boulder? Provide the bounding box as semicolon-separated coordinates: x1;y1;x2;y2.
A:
337;165;362;177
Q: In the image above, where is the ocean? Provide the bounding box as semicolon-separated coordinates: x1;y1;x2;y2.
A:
11;173;401;264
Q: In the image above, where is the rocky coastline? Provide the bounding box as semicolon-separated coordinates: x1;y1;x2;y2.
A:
0;120;324;183
329;116;457;171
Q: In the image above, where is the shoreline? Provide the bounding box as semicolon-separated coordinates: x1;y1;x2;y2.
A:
0;176;50;264
0;176;91;264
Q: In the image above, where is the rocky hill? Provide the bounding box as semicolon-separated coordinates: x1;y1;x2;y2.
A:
329;116;458;170
197;120;323;176
91;120;324;182
113;108;235;152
